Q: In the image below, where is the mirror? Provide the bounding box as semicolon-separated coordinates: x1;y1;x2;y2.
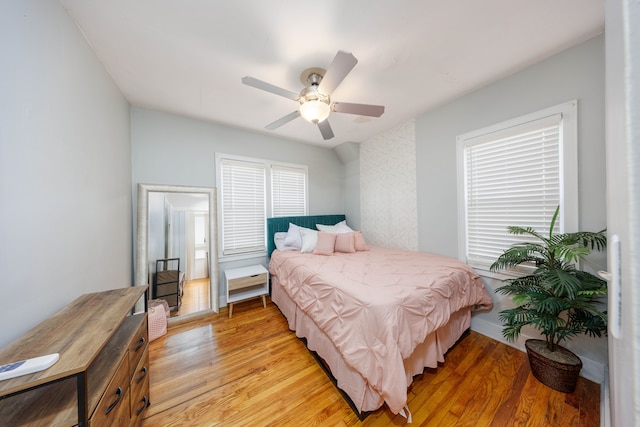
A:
136;184;218;322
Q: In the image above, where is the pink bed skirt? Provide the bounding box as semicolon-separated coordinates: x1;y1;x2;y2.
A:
271;276;471;413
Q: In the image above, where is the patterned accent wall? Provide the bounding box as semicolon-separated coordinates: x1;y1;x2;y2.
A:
360;119;418;250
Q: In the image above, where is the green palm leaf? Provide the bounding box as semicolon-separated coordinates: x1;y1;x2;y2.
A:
490;206;608;350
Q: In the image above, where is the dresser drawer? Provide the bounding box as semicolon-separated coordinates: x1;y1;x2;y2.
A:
130;385;149;427
129;346;150;426
155;282;179;297
89;355;130;427
155;270;180;284
127;313;148;379
157;294;179;308
228;272;267;291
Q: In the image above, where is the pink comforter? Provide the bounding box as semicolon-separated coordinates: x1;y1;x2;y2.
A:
269;246;493;414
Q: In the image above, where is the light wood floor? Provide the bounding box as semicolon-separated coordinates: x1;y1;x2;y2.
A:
172;278;210;318
143;298;600;426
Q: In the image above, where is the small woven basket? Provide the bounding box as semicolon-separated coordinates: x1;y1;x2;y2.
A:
148;299;170;341
525;339;582;393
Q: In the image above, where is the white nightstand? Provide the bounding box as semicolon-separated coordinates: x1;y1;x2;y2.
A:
224;264;269;318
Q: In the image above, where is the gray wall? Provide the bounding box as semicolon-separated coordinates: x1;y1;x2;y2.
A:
415;35;607;381
131;107;345;304
147;192;167;278
333;142;361;230
0;1;132;347
417;35;606;258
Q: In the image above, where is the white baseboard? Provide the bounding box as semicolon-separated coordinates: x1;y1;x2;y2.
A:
470;317;606;384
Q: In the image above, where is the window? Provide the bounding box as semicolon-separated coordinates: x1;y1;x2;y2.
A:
216;154;308;258
271;165;307;217
456;101;578;272
219;159;266;256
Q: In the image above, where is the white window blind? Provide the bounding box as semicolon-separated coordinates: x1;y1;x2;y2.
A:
220;159;266;255
271;165;307;217
462;113;562;270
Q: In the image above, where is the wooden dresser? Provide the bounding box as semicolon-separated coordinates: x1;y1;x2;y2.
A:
0;286;150;426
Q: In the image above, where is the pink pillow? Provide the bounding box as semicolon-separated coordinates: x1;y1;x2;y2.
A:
313;232;337;255
354;231;369;251
335;232;356;253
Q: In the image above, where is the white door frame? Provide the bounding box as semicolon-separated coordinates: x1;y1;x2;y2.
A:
604;0;640;425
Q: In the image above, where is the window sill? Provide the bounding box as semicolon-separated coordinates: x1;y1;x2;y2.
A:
471;266;532;281
219;251;268;263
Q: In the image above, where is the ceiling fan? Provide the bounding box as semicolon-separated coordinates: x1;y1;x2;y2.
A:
242;51;385;140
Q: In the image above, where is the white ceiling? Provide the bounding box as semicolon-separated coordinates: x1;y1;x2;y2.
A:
60;0;604;148
164;193;209;212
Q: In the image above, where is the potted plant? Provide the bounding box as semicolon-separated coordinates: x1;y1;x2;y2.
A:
489;206;607;393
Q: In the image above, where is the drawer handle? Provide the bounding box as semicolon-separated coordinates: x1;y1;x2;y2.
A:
250;274;259;277
105;386;123;415
136;395;149;416
136;366;148;383
134;336;146;351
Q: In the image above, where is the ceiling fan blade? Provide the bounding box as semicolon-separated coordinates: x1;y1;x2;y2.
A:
317;119;334;140
242;76;300;101
265;110;300;130
317;51;358;95
332;102;385;117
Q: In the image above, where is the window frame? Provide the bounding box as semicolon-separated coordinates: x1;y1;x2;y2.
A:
456;100;579;277
215;153;308;261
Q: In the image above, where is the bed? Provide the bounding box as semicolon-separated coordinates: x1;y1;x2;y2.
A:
267;215;493;417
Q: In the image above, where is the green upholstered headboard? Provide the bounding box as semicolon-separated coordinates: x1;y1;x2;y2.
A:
267;214;346;256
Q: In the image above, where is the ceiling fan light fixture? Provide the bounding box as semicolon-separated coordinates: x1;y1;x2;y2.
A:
299;99;330;123
242;51;384;138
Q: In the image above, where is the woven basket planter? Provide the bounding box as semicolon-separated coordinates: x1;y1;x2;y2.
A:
525;339;582;393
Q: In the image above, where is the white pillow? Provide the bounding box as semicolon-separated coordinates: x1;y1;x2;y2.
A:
316;220;354;234
336;220;355;233
274;232;299;251
283;223;302;249
299;226;319;253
